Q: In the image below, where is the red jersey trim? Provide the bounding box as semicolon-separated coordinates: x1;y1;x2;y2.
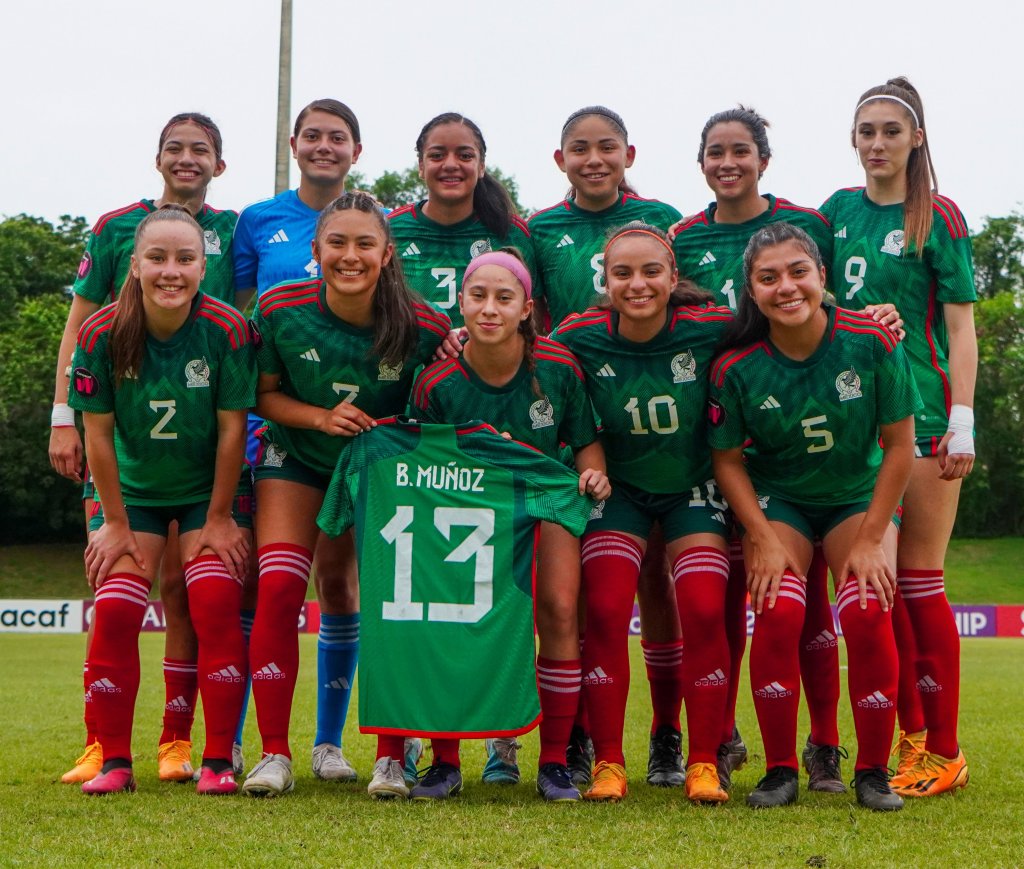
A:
413;303;452;339
774;199;831;226
93;201;152;235
510;215;531;236
669;212;709;240
932;195;969;239
412;358;465;408
924;278;952;414
386;203;417;221
260;281;320;316
834;310;898;352
79;305;117;353
528;200;573;222
535;337;585;380
553;308;612;335
711;343;769;387
198;296;248;349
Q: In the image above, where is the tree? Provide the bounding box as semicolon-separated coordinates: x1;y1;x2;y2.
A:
0;214;89;309
971;211;1024;299
348;165;530;217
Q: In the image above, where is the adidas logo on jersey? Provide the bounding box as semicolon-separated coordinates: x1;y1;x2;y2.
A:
556;234;574;248
754;681;791;698
209;665;244;683
88;677;122;694
759;395;781;410
252;662;286;681
403;243;421;257
699;250;716;266
596;364;616;377
916;675;943;693
165;695;192;712
583;666;613;686
268;229;289;244
695;668;727;688
856;690;894;709
324;677;351;690
805;630;837;651
834;226;847;239
300;348;321;362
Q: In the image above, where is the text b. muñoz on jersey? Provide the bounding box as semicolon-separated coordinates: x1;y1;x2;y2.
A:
68;293;255;505
820;188;975;438
528;194;682;327
670;194;833;310
552;305;732;493
73;201;237;305
317;418;594;737
387;202;536;328
251;279;450;477
410;337;597;459
708;305;922;505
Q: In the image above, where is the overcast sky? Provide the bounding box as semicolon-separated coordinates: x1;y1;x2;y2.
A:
4;0;1021;232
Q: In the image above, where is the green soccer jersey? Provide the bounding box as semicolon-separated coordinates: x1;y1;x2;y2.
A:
670;194;833;309
252;279;451;477
553;304;732;493
708;305;921;505
68;293;255;506
410;337;597;459
317;418;593;737
73;200;237;304
820;188;976;437
529;194;683;327
387;201;536;328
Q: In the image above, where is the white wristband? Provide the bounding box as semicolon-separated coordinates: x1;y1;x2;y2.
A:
51;403;75;427
946;404;975;457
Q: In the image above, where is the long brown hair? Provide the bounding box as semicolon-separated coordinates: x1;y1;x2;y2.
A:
109;206;204;385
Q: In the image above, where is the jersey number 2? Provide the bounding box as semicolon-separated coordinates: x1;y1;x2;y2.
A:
380;506;494;624
149;399;177;440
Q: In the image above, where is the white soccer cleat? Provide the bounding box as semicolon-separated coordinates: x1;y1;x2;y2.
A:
312;743;357;782
367;756;409;800
242;753;294;797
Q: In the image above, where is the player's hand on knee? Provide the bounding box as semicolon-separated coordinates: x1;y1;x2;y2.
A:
321;402;376;436
49;425;84;482
84;521;145;589
840;539;894;611
578;468;611;502
190;515;250;581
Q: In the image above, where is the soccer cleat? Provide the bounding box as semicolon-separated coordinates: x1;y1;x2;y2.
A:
566;725;594;789
81;765;136;795
62;741;104;784
312;742;357;782
890;748;969;797
536;762;581;802
196;766;238;796
685;762;729;804
482;737;521;784
232;742;245;778
157;739;195;783
367;757;409;800
802;739;848;793
411;762;463;800
715;727;748;792
403;737;423;788
746;766;799;808
853;767;904;811
646;725;685;787
583;761;628;802
891;729;927;776
242;753;295;797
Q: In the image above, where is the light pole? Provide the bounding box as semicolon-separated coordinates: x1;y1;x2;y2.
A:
274;0;292;194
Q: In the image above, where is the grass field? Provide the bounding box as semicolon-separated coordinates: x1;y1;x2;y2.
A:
2;634;1023;867
3;537;1023;602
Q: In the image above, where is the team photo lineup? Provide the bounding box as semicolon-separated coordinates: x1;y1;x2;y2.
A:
45;76;976;812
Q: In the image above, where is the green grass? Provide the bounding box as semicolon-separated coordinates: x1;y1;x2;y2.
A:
3;538;1022;602
1;635;1022;867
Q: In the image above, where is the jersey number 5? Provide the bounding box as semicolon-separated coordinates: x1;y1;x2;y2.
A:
380;506;494;624
801;414;834;453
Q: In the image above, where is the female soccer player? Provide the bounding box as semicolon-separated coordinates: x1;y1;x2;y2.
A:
242;192;450;797
530;107;689;790
408;249;610;801
552;223;734;804
821;77;976;798
68;207;254;795
709;222;919;811
388;112;536;329
50;112;236;785
233;99;368;783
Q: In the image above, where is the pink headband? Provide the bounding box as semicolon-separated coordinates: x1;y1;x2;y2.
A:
462;251;532;299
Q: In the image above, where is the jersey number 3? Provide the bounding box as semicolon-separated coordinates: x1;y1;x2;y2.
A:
380;506;494;624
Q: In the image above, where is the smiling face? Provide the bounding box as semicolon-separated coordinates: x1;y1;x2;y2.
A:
555;115;635;212
155;121;225;200
747;239;826;329
854;101;923;187
132;220;206;319
291;109;362;188
418;122;485;210
604;233;677;337
700;120;767;205
312;208;393;302
459;264;532;348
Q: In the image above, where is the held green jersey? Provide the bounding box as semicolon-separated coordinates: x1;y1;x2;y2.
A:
68;293;255;505
529;194;683;326
317;418;594;737
552;305;733;493
820;188;976;436
387;201;536;328
251;279;450;477
410;337;597;459
670;195;833;309
708;305;921;505
73;200;237;304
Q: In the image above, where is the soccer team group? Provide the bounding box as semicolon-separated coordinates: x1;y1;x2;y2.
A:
47;75;976;811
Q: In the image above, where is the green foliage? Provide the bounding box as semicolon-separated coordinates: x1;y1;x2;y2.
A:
972;211;1024;299
348;165;530;216
0;214;88;309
